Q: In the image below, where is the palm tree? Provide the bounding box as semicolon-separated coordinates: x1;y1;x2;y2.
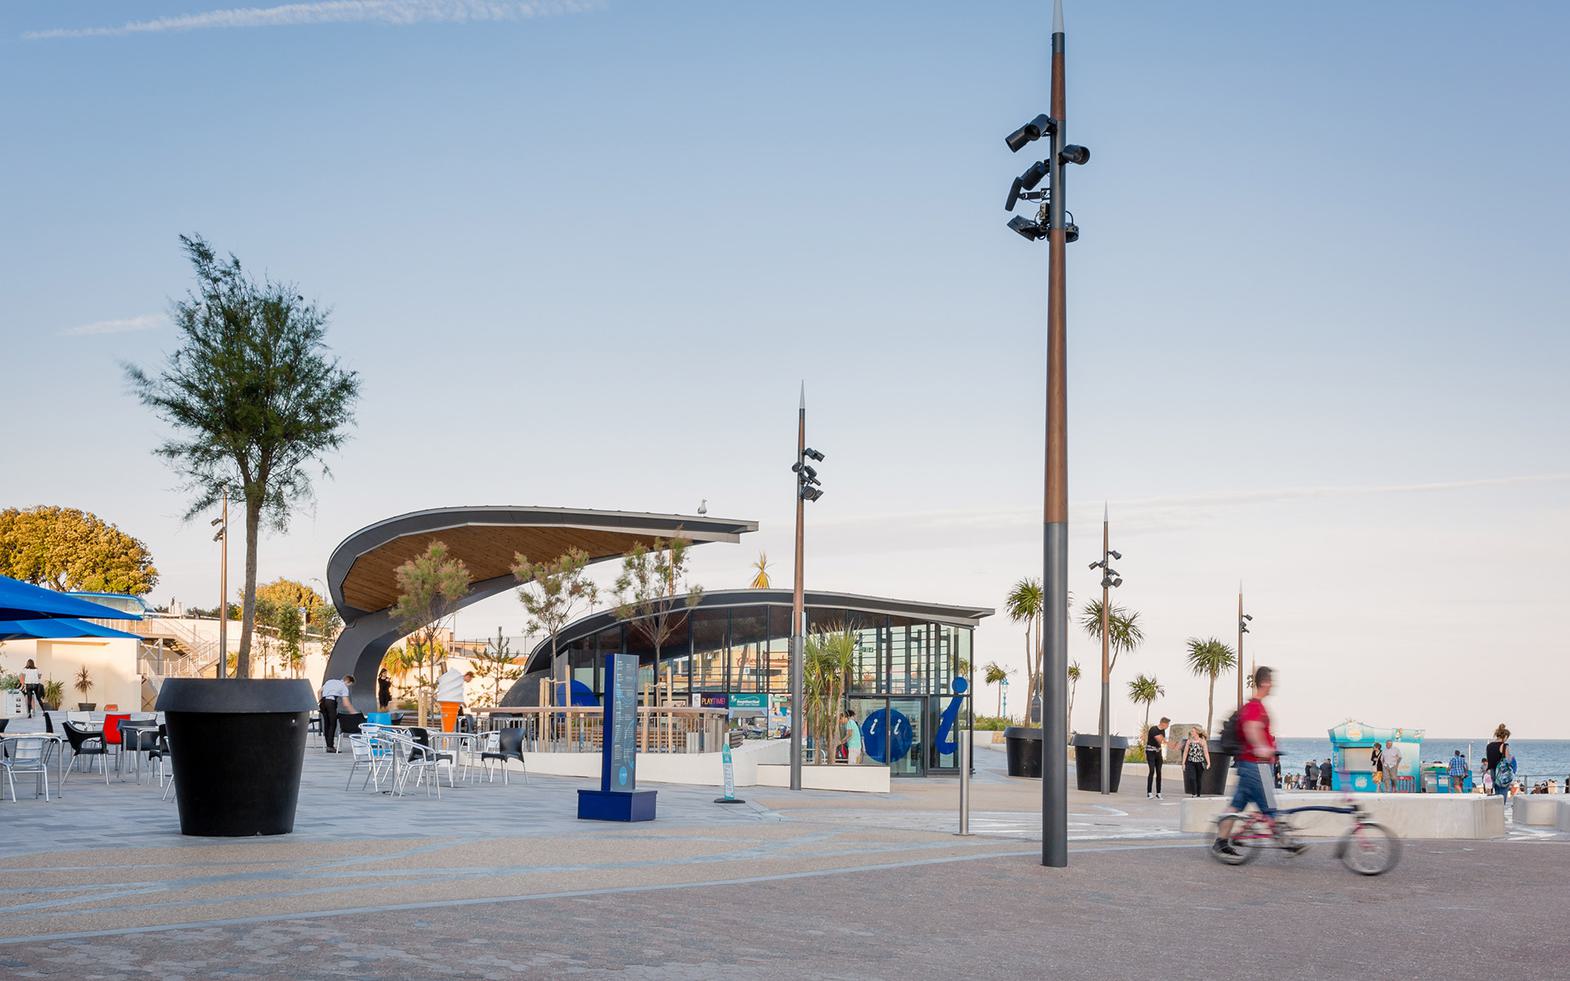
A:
1005;578;1044;721
1185;637;1237;735
983;661;1009;717
750;551;771;589
1081;600;1144;732
1127;673;1165;735
1067;660;1081;732
804;628;856;763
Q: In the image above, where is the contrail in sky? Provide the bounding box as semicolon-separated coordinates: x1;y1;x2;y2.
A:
25;0;599;40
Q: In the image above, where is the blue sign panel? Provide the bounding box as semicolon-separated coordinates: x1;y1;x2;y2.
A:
603;652;638;793
861;708;913;765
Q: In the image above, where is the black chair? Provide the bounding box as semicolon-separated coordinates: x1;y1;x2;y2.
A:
0;718;9;734
120;724;162;783
337;713;367;737
407;727;455;765
61;722;108;785
481;728;527;784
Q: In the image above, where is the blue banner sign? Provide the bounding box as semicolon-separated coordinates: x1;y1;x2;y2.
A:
604;652;638;792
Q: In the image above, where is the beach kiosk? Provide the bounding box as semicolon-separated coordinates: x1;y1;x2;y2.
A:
1327;721;1424;793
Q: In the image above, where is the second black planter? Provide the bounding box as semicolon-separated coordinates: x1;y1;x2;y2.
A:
1072;733;1129;792
1003;727;1043;777
157;678;316;837
1201;740;1234;796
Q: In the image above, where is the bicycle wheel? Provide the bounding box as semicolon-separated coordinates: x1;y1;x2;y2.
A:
1338;821;1401;875
1211;813;1263;866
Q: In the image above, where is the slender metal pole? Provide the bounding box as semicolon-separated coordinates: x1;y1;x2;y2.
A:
958;734;972;835
1099;510;1110;794
1236;587;1244;710
1041;0;1070;869
789;384;806;791
218;489;228;680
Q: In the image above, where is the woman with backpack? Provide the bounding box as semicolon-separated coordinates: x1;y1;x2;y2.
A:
1485;724;1514;813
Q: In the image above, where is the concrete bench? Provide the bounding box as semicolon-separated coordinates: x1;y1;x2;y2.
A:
1512;794;1569;827
756;763;890;793
1180;791;1506;839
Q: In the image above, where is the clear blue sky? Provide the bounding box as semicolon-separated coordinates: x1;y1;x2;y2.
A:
3;2;1567;736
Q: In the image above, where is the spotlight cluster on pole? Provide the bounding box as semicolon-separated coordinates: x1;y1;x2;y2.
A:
788;386;825;792
1089;508;1122;794
1003;0;1086;870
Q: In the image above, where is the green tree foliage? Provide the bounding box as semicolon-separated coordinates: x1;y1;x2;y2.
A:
613;538;702;721
983;660;1009;717
1185;637;1237;735
124;234;359;678
804;628;856;764
1067;660;1081;733
1079;600;1145;674
511;548;598;694
1127;673;1166;736
1004;578;1043;718
0;506;158;594
469;628;526;708
391;540;470;726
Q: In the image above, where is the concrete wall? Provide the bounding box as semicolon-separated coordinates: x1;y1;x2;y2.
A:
1180;791;1507;839
3;637;141;712
756;763;891;793
1512;795;1568;827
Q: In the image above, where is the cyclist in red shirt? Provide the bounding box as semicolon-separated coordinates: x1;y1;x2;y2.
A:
1216;666;1303;856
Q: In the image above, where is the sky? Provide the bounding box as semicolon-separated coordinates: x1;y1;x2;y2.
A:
2;1;1567;738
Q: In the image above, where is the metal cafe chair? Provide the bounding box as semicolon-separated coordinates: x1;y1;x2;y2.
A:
60;722;110;785
1;736;57;802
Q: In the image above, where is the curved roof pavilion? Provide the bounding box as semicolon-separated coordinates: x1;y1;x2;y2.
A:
324;505;756;705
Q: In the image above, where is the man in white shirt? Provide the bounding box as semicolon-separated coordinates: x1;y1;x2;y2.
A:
1383;740;1403;793
435;663;473;733
319;674;356;753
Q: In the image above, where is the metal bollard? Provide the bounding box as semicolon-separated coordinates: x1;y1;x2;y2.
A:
958;734;972;836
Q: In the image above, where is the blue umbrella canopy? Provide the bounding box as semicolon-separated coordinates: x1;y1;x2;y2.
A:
0;575;142;621
0;618;141;641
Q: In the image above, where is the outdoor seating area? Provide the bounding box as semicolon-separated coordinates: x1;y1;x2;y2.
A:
339;722;521;798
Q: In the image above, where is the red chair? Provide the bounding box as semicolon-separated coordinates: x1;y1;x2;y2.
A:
102;714;130;778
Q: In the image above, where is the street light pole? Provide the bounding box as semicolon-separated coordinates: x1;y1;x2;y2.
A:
790;386;806;791
1041;0;1071;868
212;490;229;680
1002;0;1087;869
787;384;824;790
1089;505;1123;795
1237;586;1251;709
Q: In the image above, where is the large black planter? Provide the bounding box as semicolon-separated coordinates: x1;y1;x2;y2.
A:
1004;727;1043;777
157;678;316;837
1200;739;1233;796
1072;734;1129;792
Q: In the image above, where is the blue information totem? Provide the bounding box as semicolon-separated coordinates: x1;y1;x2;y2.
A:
577;652;657;822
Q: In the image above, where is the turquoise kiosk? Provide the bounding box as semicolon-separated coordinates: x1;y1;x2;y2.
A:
1327;720;1424;793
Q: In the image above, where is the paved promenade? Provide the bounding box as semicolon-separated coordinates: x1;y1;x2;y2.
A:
0;741;1563;978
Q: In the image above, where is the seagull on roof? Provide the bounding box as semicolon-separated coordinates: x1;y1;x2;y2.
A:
697;499;708;515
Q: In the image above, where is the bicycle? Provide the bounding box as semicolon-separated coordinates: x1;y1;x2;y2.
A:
1211;796;1401;875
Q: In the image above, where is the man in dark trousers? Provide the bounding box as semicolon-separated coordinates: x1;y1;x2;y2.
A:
1145;717;1170;799
318;674;356;753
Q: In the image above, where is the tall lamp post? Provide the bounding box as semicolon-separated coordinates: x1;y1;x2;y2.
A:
1237;587;1252;709
210;490;228;680
1088;505;1123;795
788;383;825;792
1003;0;1089;868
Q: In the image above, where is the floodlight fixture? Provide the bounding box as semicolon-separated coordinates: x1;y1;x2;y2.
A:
1018;159;1049;192
804;447;825;462
1109;550;1122;560
1064;223;1080;243
1005;113;1057;153
1059;144;1090;166
1008;216;1046;241
800;484;824;502
212;529;224;542
209;516;223;527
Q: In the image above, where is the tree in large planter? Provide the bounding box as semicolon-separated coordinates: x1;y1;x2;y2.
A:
0;506;159;595
391;541;470;727
73;666;94;709
1185;637;1237;735
511;548;599;699
125;234;359;679
804;628;856;764
612;538;702;751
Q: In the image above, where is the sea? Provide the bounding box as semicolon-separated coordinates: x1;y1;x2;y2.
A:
1277;737;1570;784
